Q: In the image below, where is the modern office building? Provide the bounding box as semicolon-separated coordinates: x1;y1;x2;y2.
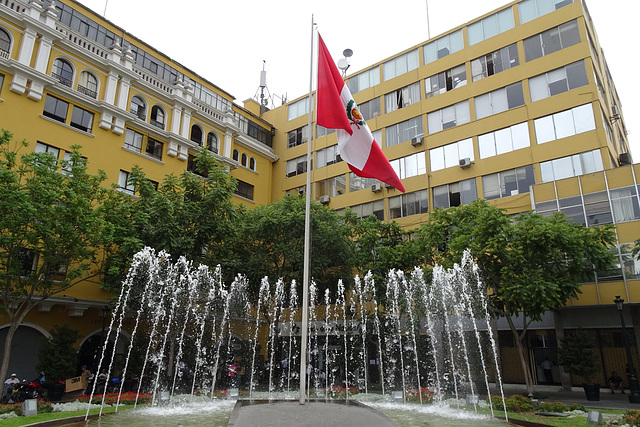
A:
0;0;636;386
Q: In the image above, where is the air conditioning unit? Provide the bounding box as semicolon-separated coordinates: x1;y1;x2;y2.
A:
619;152;631;165
371;183;382;193
411;136;424;147
459;157;472;168
319;195;331;204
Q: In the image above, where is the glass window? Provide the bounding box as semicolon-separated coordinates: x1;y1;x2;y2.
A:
386;116;423;147
69;106;94;133
241;153;248;167
0;28;10;56
235;180;254;201
529;60;587;102
359;97;381;120
288;97;310;121
288;125;310;148
433;179;478;209
471;43;519;82
348;68;380;94
427;101;470;134
482;165;535;199
286;155;308;177
539;149;604;182
125;129;143;151
384;49;419;81
468;8;514;46
77;71;98;98
524;20;580;62
388;190;428;219
430;138;474;171
207;132;219;154
423;30;463;64
425;64;467;98
232;149;239;161
150;105;165;129
52;58;73;87
519;0;574;25
385;82;421;113
350;200;385;220
0;73;4;95
144;137;162;159
190;125;203;144
317;145;341;168
43;95;69;123
389;152;427;179
475;82;524;120
534;103;596;144
316;174;346;198
610;186;640;223
118;170;135;195
584;191;612;226
349;173;379;192
249;157;256;171
130;95;146;120
35;142;60;162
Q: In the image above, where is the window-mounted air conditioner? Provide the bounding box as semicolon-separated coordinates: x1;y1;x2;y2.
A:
411;136;424;147
459;157;472;168
319;195;331;204
619;152;631;165
371;183;382;193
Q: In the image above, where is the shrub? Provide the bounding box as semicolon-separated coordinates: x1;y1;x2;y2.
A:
622;409;640;426
538;401;569;412
75;392;151;405
404;387;437;403
0;403;22;416
326;386;359;398
505;394;532;412
487;395;505;410
568;402;586;412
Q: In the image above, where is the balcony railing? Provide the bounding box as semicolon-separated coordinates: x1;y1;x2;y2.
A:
52;73;73;87
77;84;97;99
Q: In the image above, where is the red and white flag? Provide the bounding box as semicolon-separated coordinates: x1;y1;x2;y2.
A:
316;34;405;193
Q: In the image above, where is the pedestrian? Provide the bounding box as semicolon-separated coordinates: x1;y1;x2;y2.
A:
4;373;19;385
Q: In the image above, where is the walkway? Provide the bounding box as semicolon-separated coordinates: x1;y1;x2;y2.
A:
227;399;399;427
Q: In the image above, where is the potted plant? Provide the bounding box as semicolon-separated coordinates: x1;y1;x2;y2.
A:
36;325;80;401
558;329;602;401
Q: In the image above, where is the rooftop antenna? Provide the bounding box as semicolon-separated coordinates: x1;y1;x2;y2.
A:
337;48;353;77
254;60;274;113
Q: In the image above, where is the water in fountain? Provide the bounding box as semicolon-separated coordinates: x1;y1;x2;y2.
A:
88;247;506;424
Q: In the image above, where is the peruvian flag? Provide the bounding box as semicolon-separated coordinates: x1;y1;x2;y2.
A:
316;34;405;193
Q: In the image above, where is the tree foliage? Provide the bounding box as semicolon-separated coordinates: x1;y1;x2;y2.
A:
227;194;355;297
412;199;616;393
101;147;238;290
36;325;80;382
0;129;118;383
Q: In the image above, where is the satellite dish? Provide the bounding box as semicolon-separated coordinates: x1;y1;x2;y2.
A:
337;59;349;71
343;49;353;58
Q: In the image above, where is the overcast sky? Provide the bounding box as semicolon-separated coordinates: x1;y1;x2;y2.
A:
78;0;639;158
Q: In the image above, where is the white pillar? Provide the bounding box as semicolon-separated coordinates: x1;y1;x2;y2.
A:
17;28;37;66
180;110;192;139
223;132;232;158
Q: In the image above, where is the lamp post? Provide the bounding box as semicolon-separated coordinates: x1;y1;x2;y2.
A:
614;296;640;403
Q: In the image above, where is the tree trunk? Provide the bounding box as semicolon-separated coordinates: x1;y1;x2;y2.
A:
0;305;32;383
506;315;535;395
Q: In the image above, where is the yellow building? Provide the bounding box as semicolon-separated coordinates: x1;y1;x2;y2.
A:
0;0;635;386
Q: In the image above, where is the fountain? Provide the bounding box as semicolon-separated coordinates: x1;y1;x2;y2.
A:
80;247;508;425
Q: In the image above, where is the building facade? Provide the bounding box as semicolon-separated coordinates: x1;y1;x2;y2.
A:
0;0;636;386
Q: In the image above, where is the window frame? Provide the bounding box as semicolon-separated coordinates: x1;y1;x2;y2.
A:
43;95;69;123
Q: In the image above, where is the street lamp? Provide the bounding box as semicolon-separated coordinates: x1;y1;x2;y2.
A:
614;296;640;403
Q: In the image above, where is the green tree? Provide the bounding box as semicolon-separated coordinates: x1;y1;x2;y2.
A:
101;147;239;290
36;325;80;381
413;200;616;394
229;194;355;297
0;129;118;383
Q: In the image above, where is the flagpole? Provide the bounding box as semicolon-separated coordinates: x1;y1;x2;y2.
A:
300;14;315;405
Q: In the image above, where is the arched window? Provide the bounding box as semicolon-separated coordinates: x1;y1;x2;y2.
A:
241;153;248;167
249;157;256;171
130;95;146;120
207;132;219;154
190;124;203;144
0;28;11;57
232;149;239;161
150;105;165;129
78;71;98;98
52;58;74;87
